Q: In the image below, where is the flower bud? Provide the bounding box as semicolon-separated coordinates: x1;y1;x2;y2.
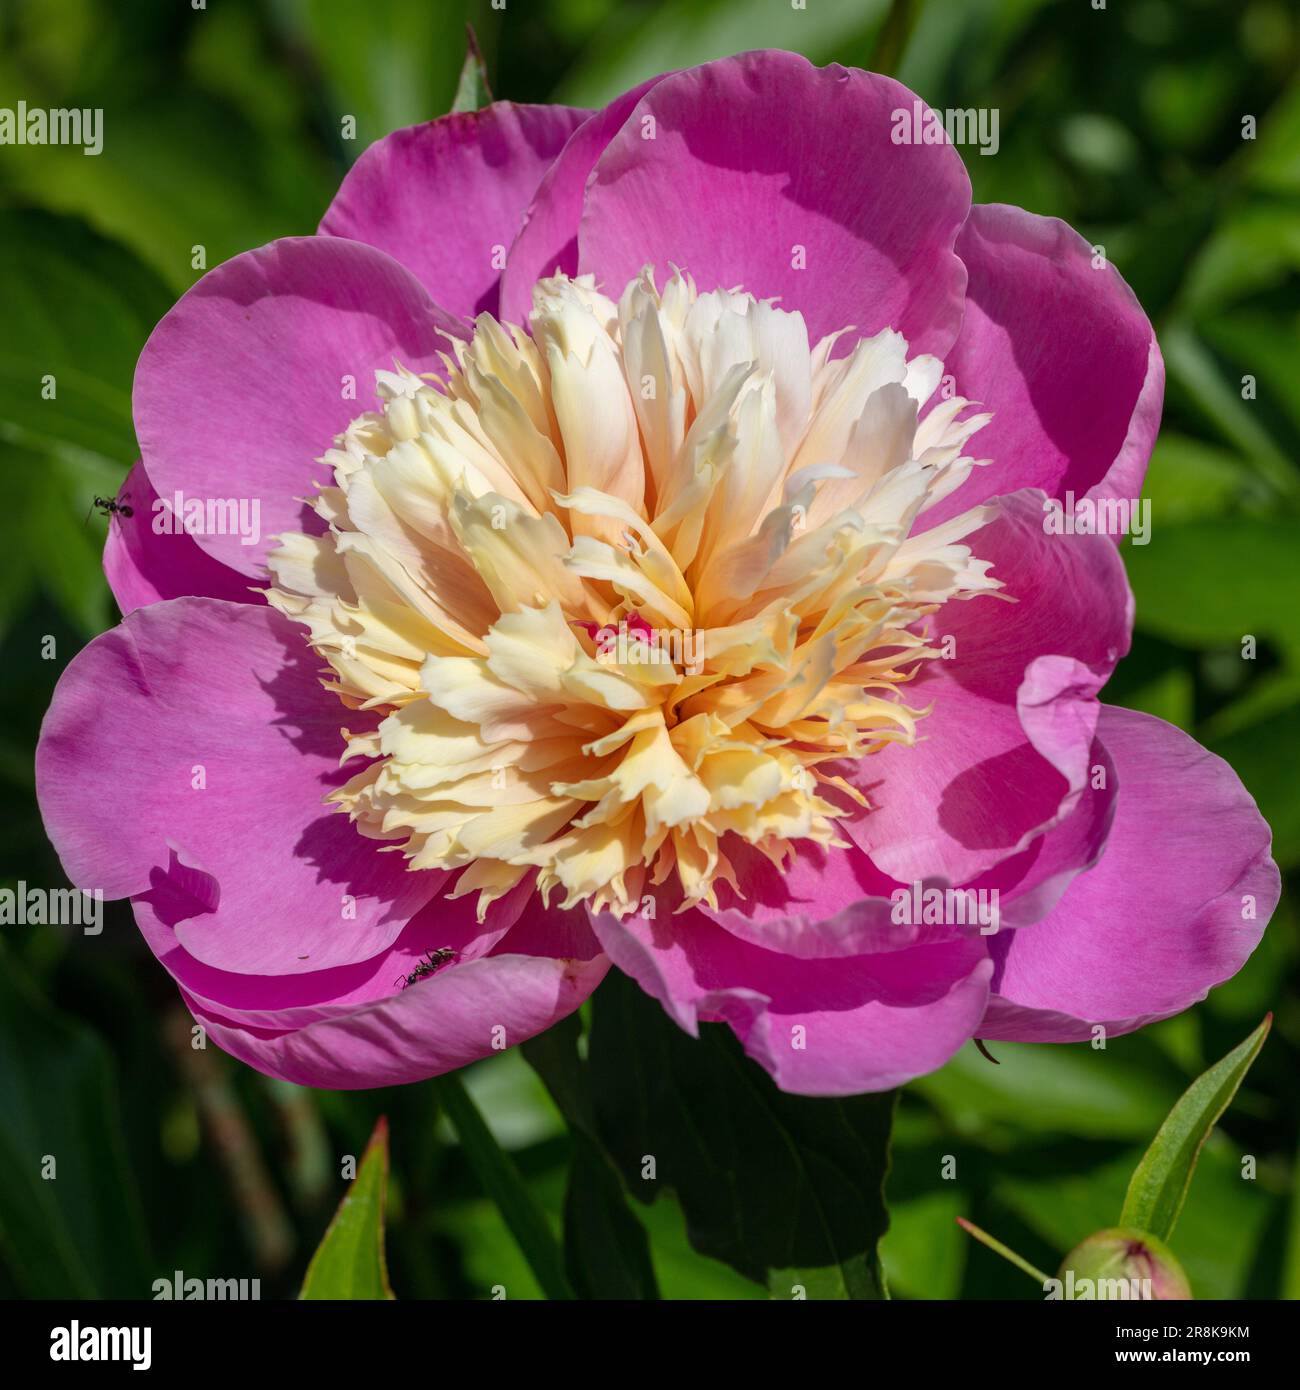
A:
1056;1227;1192;1300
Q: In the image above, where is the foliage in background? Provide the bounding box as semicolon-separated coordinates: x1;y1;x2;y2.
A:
0;0;1296;1299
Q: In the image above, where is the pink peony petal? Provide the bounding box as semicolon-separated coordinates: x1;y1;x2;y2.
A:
185;951;609;1089
498;77;667;326
845;490;1131;886
131;869;536;1029
491;893;605;961
700;841;963;960
965;730;1118;930
133;236;462;578
103;460;257;615
979;706;1278;1042
578;50;970;355
924;203;1164;529
591;908;991;1095
36;598;436;975
320;103;589;320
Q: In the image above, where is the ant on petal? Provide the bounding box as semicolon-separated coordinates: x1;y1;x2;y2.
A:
394;947;458;990
86;492;134;524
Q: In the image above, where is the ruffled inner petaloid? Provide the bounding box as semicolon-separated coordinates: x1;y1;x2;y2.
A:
267;269;1002;919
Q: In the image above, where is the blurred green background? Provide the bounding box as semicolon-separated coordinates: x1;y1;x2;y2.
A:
0;0;1297;1300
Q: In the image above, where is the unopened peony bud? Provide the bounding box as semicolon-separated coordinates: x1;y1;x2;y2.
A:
1056;1227;1192;1300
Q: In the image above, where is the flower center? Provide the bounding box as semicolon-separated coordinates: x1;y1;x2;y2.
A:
267;269;1000;919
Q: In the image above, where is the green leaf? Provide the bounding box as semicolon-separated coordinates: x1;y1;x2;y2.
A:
1183;206;1300;314
632;1191;767;1298
1002;1144;1273;1301
451;26;493;113
555;0;890;107
269;0;474;145
1160;320;1298;500
0;213;163;637
1205;700;1300;869
0;209;169;470
300;1116;395;1299
431;1070;574;1299
1120;1015;1271;1241
524;1014;659;1299
0;93;333;295
1111;668;1194;729
913;1035;1181;1140
585;970;893;1299
1202;308;1300;440
881;1189;967;1299
563;1132;661;1299
868;0;920;77
1244;72;1300;194
24;456;115;639
1203;671;1300;742
1140;432;1261;524
1124;518;1300;658
0;946;152;1298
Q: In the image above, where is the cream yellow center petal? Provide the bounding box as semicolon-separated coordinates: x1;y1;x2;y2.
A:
266;268;1002;920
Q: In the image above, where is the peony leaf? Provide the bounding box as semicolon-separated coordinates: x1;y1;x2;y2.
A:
0;211;169;639
0;209;169;469
563;1131;661;1299
432;1071;575;1300
0;948;153;1298
1206;703;1300;870
268;0;471;148
1159;319;1297;499
524;1013;659;1299
1125;518;1300;657
1120;1015;1271;1241
451;24;493;113
583;971;893;1299
300;1116;395;1299
556;0;894;107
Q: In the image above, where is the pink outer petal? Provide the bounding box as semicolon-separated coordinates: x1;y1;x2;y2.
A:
103;461;256;615
132;867;606;1092
319;103;589;321
185;952;609;1090
968;731;1118;931
924;203;1164;531
979;707;1279;1042
36;598;435;975
845;489;1132;886
578;50;971;356
135;869;603;1037
700;841;968;960
498;76;666;326
133;236;463;578
591;909;991;1095
132;869;532;1030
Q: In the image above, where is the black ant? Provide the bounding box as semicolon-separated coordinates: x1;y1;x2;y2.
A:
86;492;133;523
395;947;457;989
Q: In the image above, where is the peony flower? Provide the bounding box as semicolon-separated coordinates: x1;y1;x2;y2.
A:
37;51;1278;1093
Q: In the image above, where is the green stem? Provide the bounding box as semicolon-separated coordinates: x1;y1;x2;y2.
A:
433;1071;575;1300
956;1217;1052;1286
869;0;917;78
